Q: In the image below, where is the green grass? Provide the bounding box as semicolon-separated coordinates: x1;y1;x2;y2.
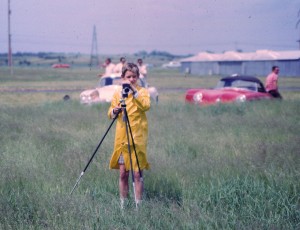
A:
0;67;300;229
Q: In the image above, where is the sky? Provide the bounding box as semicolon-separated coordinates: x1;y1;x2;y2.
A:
0;0;300;55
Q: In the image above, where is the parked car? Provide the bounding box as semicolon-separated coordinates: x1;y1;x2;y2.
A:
52;63;70;68
162;61;181;68
185;75;273;106
80;74;159;104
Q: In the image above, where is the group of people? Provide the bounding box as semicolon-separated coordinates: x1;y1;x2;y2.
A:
98;57;147;78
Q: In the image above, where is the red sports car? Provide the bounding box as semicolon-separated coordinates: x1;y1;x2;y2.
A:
185;75;273;106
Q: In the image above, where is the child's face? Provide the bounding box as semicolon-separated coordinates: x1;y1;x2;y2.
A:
123;70;138;85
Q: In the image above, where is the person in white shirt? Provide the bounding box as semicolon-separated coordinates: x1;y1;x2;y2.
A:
137;58;147;78
98;58;116;77
114;57;126;75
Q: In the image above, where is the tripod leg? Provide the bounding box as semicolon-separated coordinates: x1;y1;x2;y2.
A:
70;110;120;195
70;172;84;195
125;112;143;180
123;109;138;208
125;109;144;205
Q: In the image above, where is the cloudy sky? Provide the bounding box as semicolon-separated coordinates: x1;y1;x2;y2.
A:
0;0;299;55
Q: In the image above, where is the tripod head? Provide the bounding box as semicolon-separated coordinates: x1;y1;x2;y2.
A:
119;98;127;122
119;98;127;108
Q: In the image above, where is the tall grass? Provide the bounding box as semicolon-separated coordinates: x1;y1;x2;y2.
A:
0;98;299;229
0;67;299;229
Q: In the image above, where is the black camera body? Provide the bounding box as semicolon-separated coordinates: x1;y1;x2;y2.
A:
122;83;131;98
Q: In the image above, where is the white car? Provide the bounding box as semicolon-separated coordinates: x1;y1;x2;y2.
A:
162;61;181;68
80;74;159;104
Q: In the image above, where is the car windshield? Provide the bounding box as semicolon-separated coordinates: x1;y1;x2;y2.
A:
216;79;259;92
99;77;122;87
112;78;123;86
98;77;148;88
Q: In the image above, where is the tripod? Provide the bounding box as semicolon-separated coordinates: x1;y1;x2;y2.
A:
70;97;143;208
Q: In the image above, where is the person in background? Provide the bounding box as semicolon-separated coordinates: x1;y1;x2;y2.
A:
137;58;147;78
98;58;115;77
107;63;151;209
114;57;126;74
265;66;282;99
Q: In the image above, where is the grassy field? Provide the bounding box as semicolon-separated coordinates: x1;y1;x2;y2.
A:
0;66;299;229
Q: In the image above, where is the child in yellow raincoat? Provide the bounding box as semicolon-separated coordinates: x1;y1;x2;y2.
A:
107;62;150;208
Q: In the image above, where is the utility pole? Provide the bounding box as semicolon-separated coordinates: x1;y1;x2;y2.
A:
8;0;13;75
89;25;99;68
296;9;300;50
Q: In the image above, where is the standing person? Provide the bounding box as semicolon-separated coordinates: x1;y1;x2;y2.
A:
107;63;151;209
265;66;282;99
137;58;147;78
98;58;115;77
114;57;126;74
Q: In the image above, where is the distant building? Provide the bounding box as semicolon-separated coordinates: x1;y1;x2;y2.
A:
180;50;300;77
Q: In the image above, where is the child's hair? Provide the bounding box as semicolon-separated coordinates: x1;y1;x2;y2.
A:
121;63;140;78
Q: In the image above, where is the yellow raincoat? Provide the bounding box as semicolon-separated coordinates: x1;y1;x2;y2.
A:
108;85;151;171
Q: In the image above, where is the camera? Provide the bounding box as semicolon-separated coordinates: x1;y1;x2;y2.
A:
122;83;131;98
